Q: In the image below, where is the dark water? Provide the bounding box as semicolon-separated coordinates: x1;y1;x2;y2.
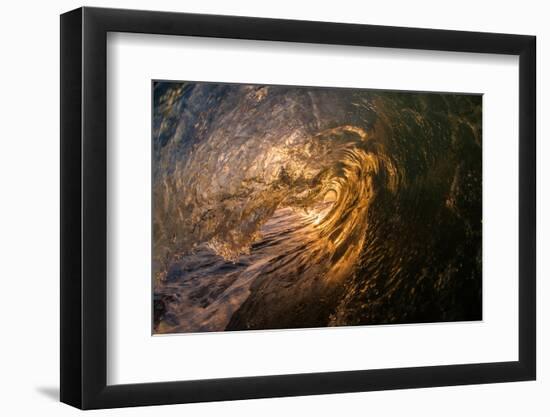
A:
152;81;482;334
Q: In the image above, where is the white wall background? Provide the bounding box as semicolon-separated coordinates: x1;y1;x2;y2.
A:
0;0;546;415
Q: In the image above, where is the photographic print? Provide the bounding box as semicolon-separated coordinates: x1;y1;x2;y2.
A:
152;81;482;334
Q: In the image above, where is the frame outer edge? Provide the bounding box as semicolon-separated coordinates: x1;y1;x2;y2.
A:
60;6;537;409
81;6;109;409
518;35;536;379
60;7;84;409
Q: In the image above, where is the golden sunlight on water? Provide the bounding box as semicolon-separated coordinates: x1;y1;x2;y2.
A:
153;82;483;333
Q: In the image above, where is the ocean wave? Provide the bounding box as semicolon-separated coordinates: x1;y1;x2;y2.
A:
152;82;482;333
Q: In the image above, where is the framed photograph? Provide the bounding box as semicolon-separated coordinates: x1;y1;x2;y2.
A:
60;6;536;409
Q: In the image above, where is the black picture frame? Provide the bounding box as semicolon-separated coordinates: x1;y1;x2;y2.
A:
60;6;536;410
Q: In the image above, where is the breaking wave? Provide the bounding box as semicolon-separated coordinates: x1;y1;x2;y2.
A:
152;82;482;333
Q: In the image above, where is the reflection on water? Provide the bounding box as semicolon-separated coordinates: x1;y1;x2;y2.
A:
153;82;482;334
